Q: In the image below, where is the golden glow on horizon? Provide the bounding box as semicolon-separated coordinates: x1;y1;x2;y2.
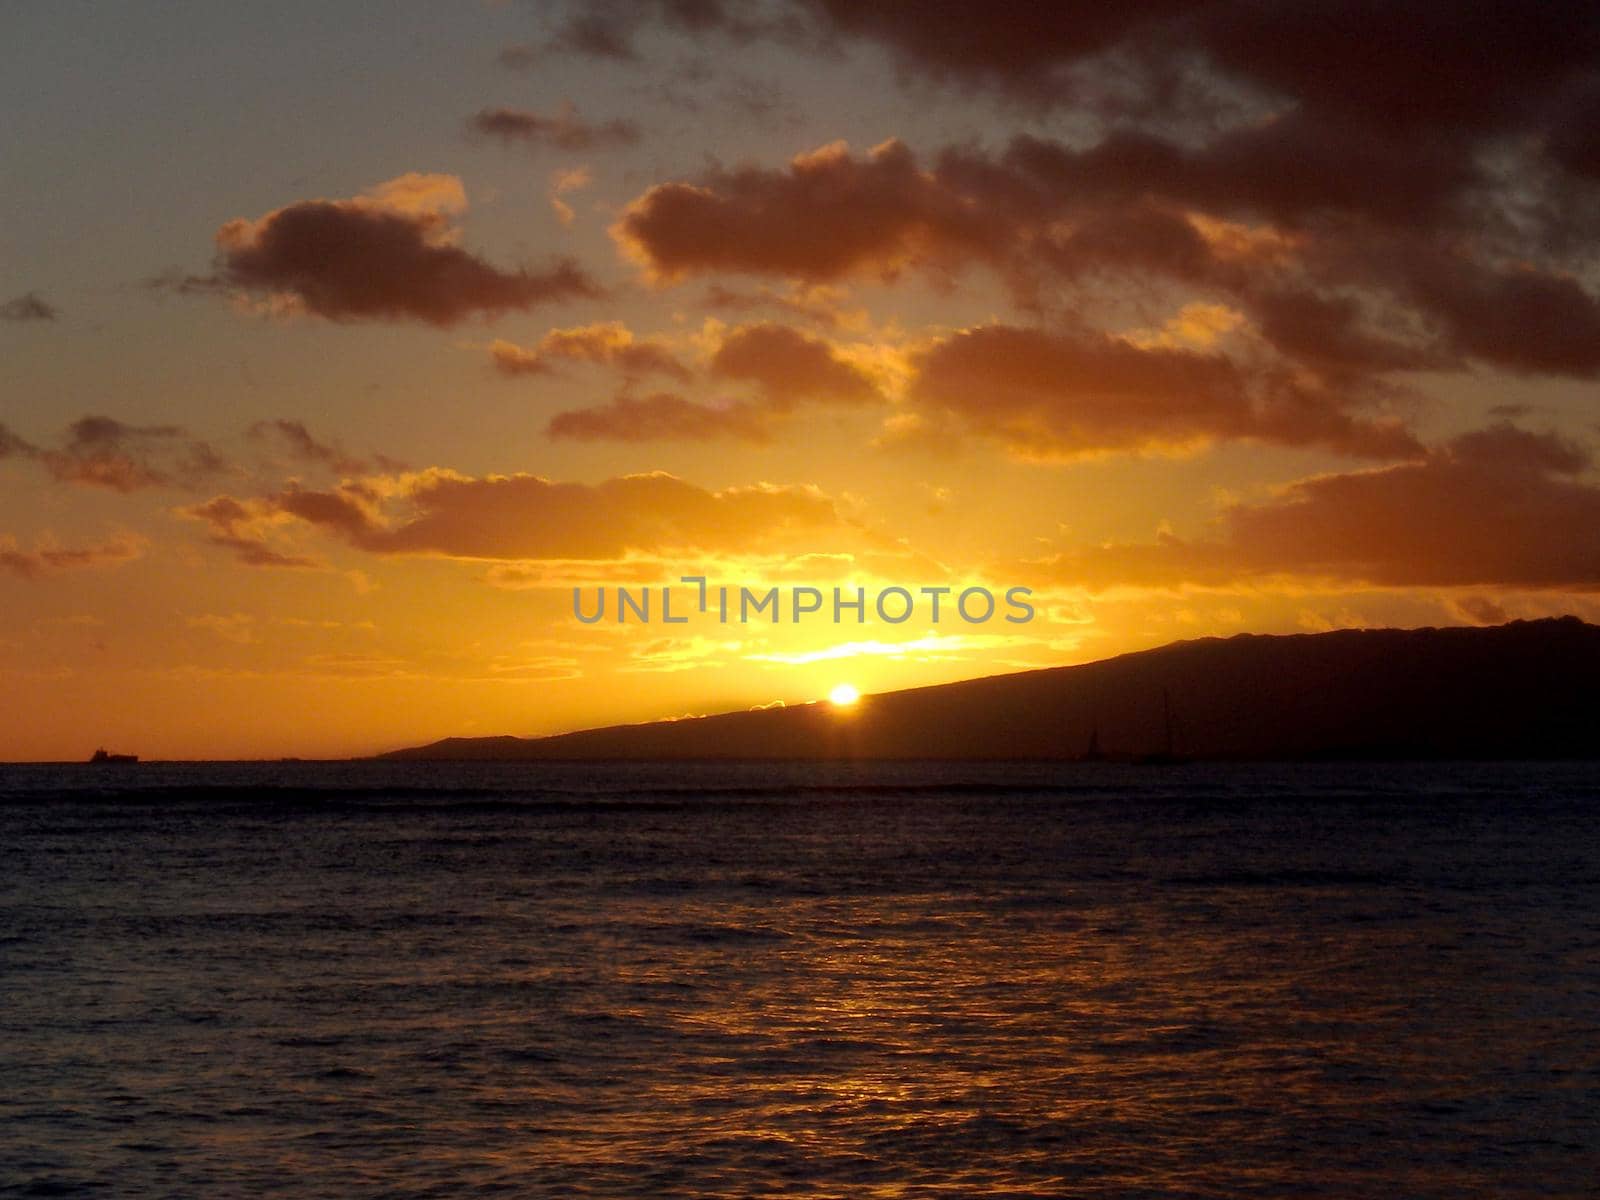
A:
6;7;1596;764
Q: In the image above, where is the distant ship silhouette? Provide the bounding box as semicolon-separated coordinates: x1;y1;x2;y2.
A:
88;748;138;764
1133;688;1191;766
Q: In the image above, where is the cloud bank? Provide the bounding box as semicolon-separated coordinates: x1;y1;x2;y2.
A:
210;174;598;324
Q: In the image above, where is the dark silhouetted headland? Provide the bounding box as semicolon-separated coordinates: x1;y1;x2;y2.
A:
378;618;1600;762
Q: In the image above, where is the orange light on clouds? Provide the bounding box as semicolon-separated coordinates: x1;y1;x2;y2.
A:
4;4;1598;761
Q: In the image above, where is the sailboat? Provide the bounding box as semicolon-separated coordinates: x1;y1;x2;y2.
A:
1135;689;1190;765
1079;726;1107;762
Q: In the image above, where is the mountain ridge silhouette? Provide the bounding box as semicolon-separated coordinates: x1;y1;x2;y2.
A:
377;618;1600;762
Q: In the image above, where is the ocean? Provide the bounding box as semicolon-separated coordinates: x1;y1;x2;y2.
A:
1;760;1596;1197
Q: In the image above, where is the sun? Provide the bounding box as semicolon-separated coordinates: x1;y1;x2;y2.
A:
828;683;861;707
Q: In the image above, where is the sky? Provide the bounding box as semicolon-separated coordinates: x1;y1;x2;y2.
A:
3;1;1599;760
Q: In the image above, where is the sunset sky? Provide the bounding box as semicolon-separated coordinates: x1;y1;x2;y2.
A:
4;2;1600;760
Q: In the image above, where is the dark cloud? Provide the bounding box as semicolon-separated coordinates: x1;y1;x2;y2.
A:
211;174;598;325
614;139;993;283
1391;253;1600;378
543;11;641;60
597;0;1600;420
987;138;1600;377
467;103;640;151
1;292;58;322
141;268;230;298
0;532;144;578
539;321;880;442
906;324;1420;461
1194;2;1599;135
796;1;1190;96
518;0;786;64
1031;425;1600;591
496;43;543;70
1245;288;1442;377
1548;81;1600;182
547;393;768;442
566;0;1600;157
709;321;879;409
795;0;1600;146
614;128;1600;406
0;416;420;499
0;424;37;461
489;323;691;382
608;137;1249;286
246;419;405;477
53;417;227;492
0;417;228;493
982;118;1473;237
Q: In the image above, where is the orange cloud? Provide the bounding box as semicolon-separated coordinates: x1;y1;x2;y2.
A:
179;496;321;568
490;322;691;381
185;469;861;564
548;166;593;226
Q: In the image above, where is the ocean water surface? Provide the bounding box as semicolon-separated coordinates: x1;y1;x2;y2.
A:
1;760;1597;1197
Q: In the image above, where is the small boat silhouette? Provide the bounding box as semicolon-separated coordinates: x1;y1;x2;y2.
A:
1134;689;1191;766
88;748;139;764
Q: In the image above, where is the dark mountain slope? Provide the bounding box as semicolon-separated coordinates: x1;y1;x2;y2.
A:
378;618;1600;762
